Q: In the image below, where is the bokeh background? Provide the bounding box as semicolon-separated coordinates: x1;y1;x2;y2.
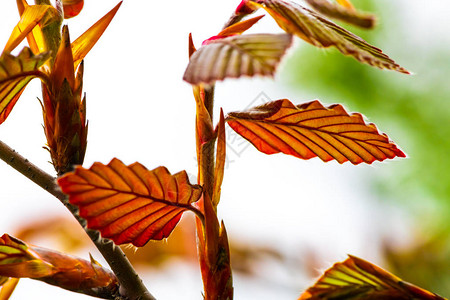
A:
0;0;449;299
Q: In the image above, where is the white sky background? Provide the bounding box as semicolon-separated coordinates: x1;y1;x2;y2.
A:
0;0;449;299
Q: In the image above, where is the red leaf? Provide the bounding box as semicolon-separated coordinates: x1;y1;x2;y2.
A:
226;99;406;164
58;158;203;247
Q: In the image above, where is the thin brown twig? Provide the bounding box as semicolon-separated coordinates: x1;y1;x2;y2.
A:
0;139;156;300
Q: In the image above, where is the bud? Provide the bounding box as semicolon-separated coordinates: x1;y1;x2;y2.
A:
43;25;87;175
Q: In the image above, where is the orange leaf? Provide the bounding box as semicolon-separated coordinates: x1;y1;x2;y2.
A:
3;3;59;53
249;0;409;73
0;278;19;300
58;158;204;247
62;0;84;19
184;33;292;85
71;1;122;69
0;234;118;298
217;15;265;37
226;99;406;164
0;48;50;124
305;0;376;28
299;255;446;300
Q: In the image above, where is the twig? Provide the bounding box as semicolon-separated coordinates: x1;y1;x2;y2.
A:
0;139;156;300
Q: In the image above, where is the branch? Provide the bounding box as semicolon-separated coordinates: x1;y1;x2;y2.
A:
0;139;156;300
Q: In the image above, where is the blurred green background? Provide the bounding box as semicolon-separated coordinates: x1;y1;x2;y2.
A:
282;0;450;296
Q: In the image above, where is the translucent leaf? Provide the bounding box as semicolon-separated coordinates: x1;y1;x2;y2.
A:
226;99;406;164
184;33;292;85
71;1;122;69
3;4;59;53
0;278;19;300
299;255;447;300
58;158;203;247
305;0;376;28
249;0;409;73
0;234;118;298
0;48;50;124
62;0;84;19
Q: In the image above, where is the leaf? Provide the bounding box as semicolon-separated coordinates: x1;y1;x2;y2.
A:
58;158;204;247
0;48;50;124
305;0;376;28
3;4;59;53
183;33;293;85
0;278;19;300
62;0;84;19
249;0;409;73
0;234;118;298
299;255;447;300
226;99;406;164
71;1;122;69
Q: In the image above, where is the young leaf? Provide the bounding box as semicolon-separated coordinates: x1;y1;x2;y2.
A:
299;255;447;300
226;99;406;164
3;4;59;53
58;158;204;247
249;0;409;73
0;278;19;300
183;33;292;85
0;48;50;124
0;234;118;298
71;1;122;69
305;0;376;28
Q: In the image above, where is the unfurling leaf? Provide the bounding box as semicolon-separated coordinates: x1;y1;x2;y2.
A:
0;48;50;124
299;255;446;300
184;33;292;85
3;3;59;53
71;1;122;69
249;0;409;73
226;99;406;164
62;0;84;19
305;0;376;28
58;158;204;247
0;234;118;298
0;278;19;300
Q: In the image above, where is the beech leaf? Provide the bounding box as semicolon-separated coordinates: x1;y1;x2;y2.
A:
249;0;409;73
305;0;376;28
299;255;446;300
226;99;406;164
0;48;50;124
3;4;59;53
0;234;118;298
183;33;293;85
58;158;203;247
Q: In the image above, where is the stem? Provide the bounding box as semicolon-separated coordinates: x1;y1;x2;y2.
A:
193;11;245;300
0;140;156;300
